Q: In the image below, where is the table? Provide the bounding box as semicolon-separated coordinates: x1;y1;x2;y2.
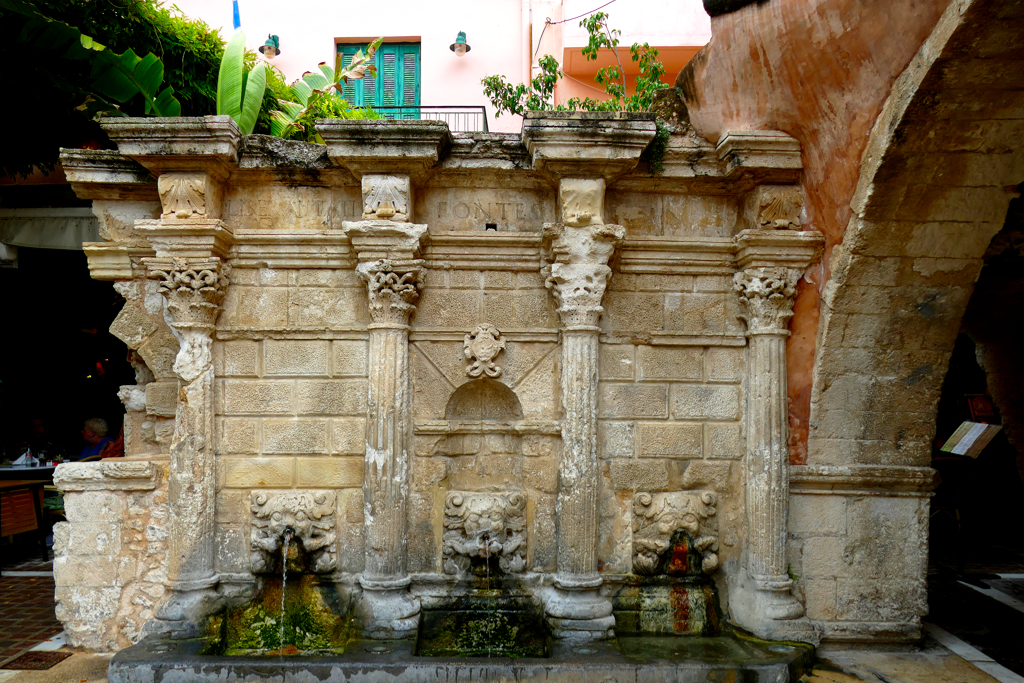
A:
0;466;57;484
0;480;49;568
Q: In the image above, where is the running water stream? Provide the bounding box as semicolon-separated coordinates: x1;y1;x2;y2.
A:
279;529;293;651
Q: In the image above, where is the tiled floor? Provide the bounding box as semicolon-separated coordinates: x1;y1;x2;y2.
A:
0;577;62;665
0;539;60;668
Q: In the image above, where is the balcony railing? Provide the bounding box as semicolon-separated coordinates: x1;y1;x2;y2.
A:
374;106;489;133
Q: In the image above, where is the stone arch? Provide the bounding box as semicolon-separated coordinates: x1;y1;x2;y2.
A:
807;0;1024;468
444;378;524;421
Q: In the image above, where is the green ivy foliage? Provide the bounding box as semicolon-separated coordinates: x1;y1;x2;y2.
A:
1;0;223;176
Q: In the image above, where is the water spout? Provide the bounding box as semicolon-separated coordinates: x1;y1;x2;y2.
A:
279;528;293;651
482;533;490;591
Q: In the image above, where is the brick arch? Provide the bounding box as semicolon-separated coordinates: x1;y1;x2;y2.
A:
807;0;1024;468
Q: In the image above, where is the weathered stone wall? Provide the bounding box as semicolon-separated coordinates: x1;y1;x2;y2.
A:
58;115;828;647
52;462;168;650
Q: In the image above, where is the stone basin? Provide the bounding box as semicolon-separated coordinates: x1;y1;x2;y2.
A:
108;631;813;683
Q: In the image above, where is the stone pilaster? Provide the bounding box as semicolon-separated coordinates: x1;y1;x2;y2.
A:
343;221;428;639
732;266;815;639
542;202;624;641
147;257;230;591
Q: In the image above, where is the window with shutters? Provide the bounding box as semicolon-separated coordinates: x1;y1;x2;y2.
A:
336;42;420;117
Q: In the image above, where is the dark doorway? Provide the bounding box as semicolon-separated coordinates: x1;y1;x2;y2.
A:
0;247;134;461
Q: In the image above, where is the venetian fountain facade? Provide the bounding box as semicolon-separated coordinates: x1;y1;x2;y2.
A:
49;112;931;670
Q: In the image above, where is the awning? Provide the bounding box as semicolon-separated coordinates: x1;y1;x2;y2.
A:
0;208;100;250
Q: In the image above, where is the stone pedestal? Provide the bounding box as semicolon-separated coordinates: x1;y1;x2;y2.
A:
542;212;624;640
343;220;428;639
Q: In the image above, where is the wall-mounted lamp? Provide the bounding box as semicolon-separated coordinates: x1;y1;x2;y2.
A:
449;31;471;57
259;34;281;58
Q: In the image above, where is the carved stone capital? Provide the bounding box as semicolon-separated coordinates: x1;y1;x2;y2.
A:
733;267;801;334
250;490;338;574
542;222;625;328
362;174;412;222
147;257;229;381
357;259;425;326
442;492;527;576
632;491;719;576
464;324;505;378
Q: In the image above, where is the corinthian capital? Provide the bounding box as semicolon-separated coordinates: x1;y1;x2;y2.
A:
357;259;425;326
542;222;625;328
146;257;229;381
733;267;801;334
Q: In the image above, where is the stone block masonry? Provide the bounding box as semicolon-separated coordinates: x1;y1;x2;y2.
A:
54;113;885;651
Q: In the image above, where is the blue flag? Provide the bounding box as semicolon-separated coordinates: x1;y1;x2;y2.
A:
232;0;241;29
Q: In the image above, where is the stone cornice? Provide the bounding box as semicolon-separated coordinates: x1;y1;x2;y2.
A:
59;149;157;201
734;229;824;272
83;242;133;280
318;120;453;180
716;130;802;178
522;112;657;181
789;465;939;496
54;460;161;492
101;116;240;175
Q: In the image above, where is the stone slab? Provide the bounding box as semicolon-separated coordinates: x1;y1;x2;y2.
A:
108;633;813;683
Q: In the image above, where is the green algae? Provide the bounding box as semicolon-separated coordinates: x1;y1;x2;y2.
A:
206;574;352;655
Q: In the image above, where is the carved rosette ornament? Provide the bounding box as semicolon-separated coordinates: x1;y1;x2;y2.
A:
250;490;338;574
632;491;719;576
442;492;527;576
733;267;800;335
357;259;425;327
464;324;506;378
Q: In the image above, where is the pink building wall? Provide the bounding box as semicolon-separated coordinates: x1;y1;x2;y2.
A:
167;0;710;132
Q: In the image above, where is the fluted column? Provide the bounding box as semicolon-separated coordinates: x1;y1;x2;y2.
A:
734;267;805;621
542;217;624;641
343;220;427;639
147;258;229;592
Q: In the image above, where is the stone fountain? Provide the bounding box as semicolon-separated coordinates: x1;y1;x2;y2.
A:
52;112;829;681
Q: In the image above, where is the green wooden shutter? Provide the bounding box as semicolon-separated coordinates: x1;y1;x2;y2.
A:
337;43;420;115
336;45;365;106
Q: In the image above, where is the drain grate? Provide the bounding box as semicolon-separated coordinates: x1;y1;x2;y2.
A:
1;651;72;670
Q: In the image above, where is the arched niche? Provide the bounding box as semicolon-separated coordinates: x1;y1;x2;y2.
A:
444;378;524;421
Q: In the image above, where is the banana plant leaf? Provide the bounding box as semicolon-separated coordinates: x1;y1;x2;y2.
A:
217;32;246;123
2;0;181;117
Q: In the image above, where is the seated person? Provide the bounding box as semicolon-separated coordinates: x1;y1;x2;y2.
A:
78;418;114;461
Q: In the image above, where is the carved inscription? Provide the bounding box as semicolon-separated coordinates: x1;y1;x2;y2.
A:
225;187;361;229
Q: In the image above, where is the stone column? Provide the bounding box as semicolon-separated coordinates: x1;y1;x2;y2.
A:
343;218;427;639
542;178;623;640
734;267;807;624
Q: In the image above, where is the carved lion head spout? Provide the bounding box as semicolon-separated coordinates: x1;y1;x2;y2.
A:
442;492;527;577
250;490;338;575
632;491;719;577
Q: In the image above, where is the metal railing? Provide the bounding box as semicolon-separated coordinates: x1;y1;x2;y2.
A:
373;105;489;133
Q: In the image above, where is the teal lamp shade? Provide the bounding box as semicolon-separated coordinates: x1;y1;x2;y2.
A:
449;31;471;56
260;34;281;57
